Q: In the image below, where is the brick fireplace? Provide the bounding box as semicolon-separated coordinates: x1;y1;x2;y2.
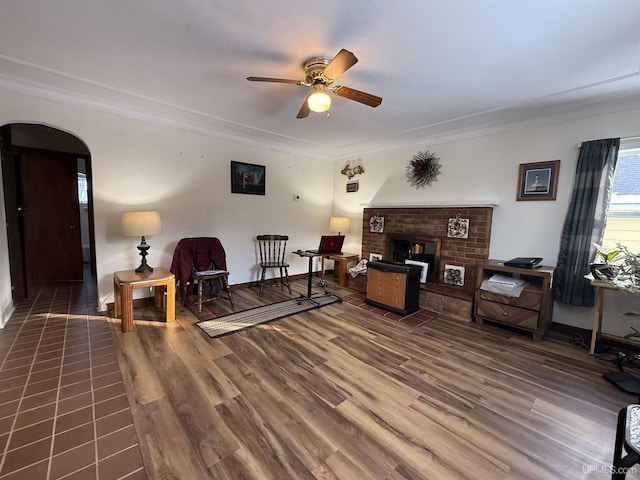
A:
359;205;494;321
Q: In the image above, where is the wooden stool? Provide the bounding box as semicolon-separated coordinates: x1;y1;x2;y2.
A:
612;404;640;479
189;269;233;315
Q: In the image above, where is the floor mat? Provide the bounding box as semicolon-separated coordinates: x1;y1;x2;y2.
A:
196;293;341;338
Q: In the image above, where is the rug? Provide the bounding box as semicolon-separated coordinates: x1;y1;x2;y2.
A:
196;293;341;338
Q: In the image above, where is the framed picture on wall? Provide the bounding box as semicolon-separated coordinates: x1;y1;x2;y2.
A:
346;180;359;193
369;214;384;233
516;160;560;201
231;161;265;195
444;265;465;286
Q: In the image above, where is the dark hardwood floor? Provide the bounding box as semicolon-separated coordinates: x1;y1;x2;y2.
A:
109;277;639;480
1;272;635;479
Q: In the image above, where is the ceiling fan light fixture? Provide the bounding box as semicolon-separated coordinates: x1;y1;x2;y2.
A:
308;85;331;112
248;49;380;118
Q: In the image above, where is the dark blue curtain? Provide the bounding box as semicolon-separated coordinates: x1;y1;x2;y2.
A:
553;138;620;306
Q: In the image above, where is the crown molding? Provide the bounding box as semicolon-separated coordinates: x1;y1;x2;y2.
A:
361;201;498;208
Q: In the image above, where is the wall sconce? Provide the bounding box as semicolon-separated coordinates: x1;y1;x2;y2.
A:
121;211;162;273
329;216;350;236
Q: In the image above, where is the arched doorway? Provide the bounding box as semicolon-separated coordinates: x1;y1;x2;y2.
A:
0;123;96;303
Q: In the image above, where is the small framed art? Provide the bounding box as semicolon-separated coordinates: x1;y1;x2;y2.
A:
346;180;359;193
447;214;469;238
369;253;383;262
516;160;560;201
231;161;265;195
369;214;384;233
405;259;429;283
444;265;465;286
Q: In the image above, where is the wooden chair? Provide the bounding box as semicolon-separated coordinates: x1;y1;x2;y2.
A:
257;235;292;296
169;237;233;315
189;266;233;316
612;404;640;479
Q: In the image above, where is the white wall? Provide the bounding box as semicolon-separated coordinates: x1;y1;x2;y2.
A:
333;107;640;330
0;89;334;313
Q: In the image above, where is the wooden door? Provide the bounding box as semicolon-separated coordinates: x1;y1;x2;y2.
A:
19;147;83;282
0;127;28;301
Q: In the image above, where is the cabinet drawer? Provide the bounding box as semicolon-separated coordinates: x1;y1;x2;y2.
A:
479;288;541;310
476;299;539;330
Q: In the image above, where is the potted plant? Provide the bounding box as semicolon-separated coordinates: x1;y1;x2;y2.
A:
589;242;640;294
590;243;623;280
612;244;640;294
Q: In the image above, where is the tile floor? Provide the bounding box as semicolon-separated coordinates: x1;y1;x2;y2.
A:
0;276;146;480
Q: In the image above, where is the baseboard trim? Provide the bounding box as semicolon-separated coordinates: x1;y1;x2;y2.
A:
0;301;16;328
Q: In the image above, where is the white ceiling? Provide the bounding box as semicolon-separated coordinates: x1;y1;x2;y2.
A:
1;0;640;161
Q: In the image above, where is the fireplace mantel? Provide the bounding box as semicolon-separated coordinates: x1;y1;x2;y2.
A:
361;200;498;208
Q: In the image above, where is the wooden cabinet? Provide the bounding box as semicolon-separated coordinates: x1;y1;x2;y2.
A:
366;261;421;315
474;260;554;341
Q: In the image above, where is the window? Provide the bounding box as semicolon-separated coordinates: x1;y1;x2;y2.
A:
77;172;88;204
602;145;640;252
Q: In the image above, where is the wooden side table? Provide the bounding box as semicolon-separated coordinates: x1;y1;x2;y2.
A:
113;267;176;332
589;279;627;355
323;252;359;287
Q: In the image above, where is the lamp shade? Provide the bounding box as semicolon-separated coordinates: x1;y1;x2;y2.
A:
121;211;162;237
329;216;350;233
308;85;331;113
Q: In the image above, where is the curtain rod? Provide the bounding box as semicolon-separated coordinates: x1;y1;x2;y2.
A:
576;136;640;148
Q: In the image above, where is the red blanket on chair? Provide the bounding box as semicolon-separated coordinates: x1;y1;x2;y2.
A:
169;237;228;302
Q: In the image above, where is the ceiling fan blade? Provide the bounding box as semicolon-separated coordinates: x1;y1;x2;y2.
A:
247;76;303;85
296;95;311;119
333;86;382;107
322;49;358;81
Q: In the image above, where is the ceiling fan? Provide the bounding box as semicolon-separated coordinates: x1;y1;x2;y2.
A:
247;49;382;118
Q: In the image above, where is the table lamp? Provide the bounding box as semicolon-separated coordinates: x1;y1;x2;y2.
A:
121;211;162;273
329;216;350;236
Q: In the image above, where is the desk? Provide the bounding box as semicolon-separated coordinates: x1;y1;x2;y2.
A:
589;280;637;355
322;252;359;287
294;250;322;299
114;267;175;332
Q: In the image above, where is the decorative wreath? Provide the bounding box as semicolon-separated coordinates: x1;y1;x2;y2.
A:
406;150;441;188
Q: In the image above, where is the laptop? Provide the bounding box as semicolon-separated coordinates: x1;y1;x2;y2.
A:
306;235;345;255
